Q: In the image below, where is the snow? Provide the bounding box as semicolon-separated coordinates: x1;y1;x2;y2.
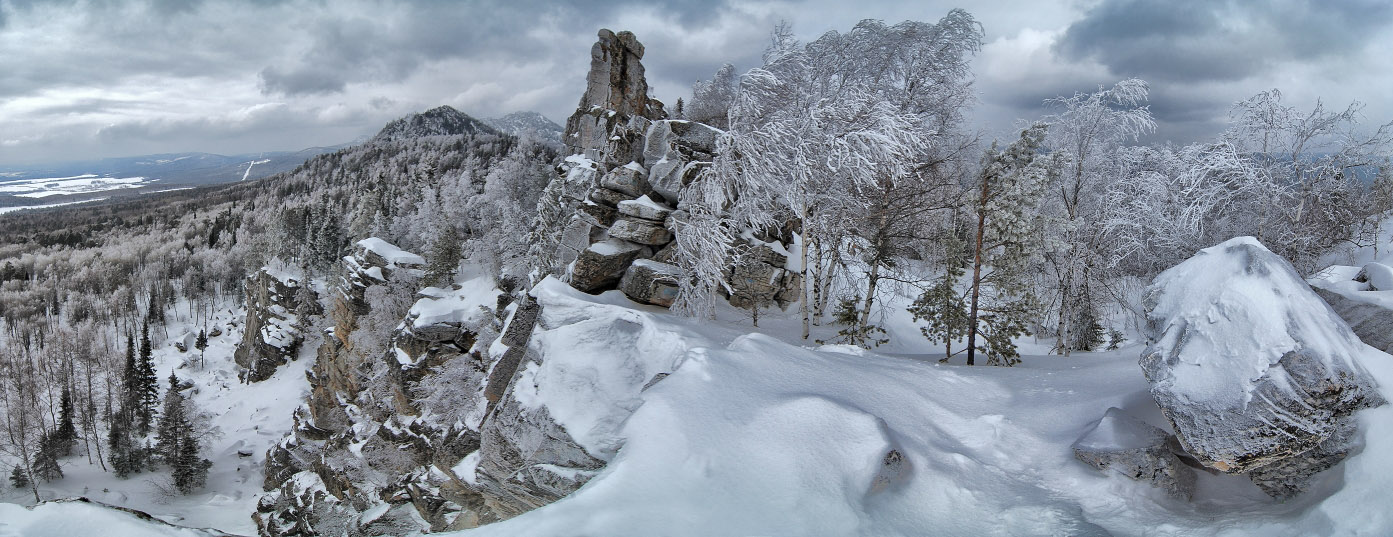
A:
453;451;483;486
407;276;499;330
0;174;150;198
0;197;109;214
0;297;313;535
1363;262;1393;291
440;268;1393;537
586;238;642;257
356;237;426;266
1143;236;1366;408
0;499;232;536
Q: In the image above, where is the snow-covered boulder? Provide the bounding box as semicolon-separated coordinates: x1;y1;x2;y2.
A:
568;239;648;292
588;185;637;208
599;163;650;197
617;195;672;222
1360;262;1393;291
608;217;673;245
1312;287;1393;353
620;259;682;307
642;119;720;165
1140;237;1385;497
1072;407;1195;499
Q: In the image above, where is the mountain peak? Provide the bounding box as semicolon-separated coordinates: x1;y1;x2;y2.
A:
484;111;564;146
373;106;500;142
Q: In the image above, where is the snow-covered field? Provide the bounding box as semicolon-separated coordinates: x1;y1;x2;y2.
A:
5;269;1392;536
0;300;313;536
0;174;151;198
442;280;1393;537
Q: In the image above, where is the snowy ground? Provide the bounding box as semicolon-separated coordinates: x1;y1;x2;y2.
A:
0;174;151;198
0;299;313;536
443;282;1393;537
5;268;1392;536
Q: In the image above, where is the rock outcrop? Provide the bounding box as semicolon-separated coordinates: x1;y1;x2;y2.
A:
563;29;666;166
1140;237;1385;498
1072;407;1195;499
234;266;316;383
1310;264;1393;353
547;32;799;311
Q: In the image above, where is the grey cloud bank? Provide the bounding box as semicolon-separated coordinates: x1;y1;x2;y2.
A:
2;0;1391;165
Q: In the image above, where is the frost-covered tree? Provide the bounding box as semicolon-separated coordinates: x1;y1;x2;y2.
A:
687;63;737;129
964;124;1055;366
1040;79;1155;355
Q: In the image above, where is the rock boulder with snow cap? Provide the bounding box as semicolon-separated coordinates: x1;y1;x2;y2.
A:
1072;407;1196;499
1140;236;1385;497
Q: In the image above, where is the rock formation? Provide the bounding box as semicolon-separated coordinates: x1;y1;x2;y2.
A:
563;29;666;166
234;266;316;383
1139;237;1385;499
1072;407;1195;499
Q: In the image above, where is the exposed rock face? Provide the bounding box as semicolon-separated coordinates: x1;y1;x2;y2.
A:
234;267;314;383
568;239;648;293
642;120;720;203
608;217;672;245
1314;287;1393;353
1072;408;1195;499
1140;237;1385;498
563;29;667;164
620;259;682;307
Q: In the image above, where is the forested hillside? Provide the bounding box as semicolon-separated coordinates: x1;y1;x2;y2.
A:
3;8;1393;537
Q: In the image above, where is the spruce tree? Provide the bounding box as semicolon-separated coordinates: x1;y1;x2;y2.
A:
172;421;210;494
136;322;159;435
9;466;28;489
425;225;462;286
107;416;139;478
31;434;63;482
53;387;78;457
194;329;208;369
155;372;186;465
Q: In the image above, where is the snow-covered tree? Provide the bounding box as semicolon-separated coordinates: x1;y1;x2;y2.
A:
1039;78;1155;355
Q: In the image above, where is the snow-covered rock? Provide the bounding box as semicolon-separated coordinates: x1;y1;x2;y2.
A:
234;266;314;383
619;259;682;307
0;498;237;536
1312;286;1393;353
567;239;648;293
599;163;649;197
1072;407;1195;499
1360;262;1393;291
562;29;666;165
616;195;672;222
607;217;672;246
1140;237;1385;496
587;186;636;208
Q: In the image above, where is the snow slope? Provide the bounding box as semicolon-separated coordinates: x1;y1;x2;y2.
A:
0;498;234;536
0;299;313;535
446;280;1393;537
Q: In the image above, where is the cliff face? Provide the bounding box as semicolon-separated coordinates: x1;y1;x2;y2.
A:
235;266;316;383
562;29;667;167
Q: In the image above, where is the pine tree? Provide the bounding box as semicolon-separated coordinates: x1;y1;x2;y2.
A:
171;421;210;494
107;416;140;478
910;258;971;361
53;387;78;457
136;322;159;435
194;329;208;369
9;466;28;489
155;372;186;465
964;124;1053;366
425;225;462;286
31;434;63;482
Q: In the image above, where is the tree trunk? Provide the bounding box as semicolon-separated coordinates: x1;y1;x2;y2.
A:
800;201;811;340
966;177;990;367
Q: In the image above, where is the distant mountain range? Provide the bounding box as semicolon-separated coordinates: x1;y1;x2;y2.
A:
485;111;564;146
0;106;564;214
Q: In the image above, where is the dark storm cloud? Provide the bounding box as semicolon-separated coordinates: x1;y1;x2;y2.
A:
255;0;742;97
1056;0;1393;83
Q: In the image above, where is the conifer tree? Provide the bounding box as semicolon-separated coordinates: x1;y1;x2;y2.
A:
9;466;28;489
910;255;971;361
194;329;208;369
136;322;159;435
425;225;462;286
155;372;186;465
53;387;78;457
31;434;63;482
171;418;210;494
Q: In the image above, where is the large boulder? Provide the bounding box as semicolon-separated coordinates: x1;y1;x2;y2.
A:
619;259;682;307
1140;237;1385;497
599;163;649;197
608;217;673;246
617;195;673;222
568;239;648;293
642;119;721;165
1313;287;1393;353
1073;407;1195;499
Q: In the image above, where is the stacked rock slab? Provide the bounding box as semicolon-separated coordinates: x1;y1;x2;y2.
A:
234;266;315;383
1072;407;1195;499
1140;237;1385;499
563;29;666;167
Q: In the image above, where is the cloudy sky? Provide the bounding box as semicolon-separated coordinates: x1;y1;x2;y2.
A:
3;0;1392;166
